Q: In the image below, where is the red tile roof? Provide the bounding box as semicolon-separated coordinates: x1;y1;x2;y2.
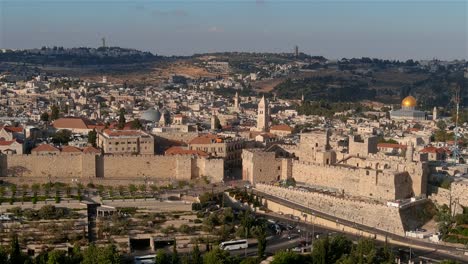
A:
270;124;293;132
108;121;134;130
0;140;20;146
189;134;222;145
249;131;262;139
61;145;82;153
82;146;101;154
420;146;445;154
32;144;60;152
87;124;106;132
53;117;93;130
2;126;24;133
165;146;209;157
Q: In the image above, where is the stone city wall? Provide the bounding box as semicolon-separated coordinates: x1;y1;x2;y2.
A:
98;155;180;179
242;150;290;184
255;184;406;235
428;185;452;207
0;153;224;182
5;154;83;178
292;161;412;201
196;158;225;183
428;183;467;215
451;181;468;208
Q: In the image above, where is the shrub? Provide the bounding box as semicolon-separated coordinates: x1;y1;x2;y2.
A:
179;224;192;234
192;203;202;211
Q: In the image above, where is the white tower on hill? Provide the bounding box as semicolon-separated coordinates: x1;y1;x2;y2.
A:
256;95;270;132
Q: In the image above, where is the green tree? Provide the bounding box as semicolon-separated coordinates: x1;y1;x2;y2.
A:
69;243;83;264
312;235;329;264
251;226;266;258
40;112;50;122
181;255;190;264
352;239;378;264
128;184;137;196
437;120;447;131
46;249;67;264
439;260;460;264
172;240;179;264
131;119;143;129
118;108;126;129
222;208;234;223
97;244;120;264
9;234;25;264
82;243;98;264
328;235;352;263
50;105;60;120
52;129;72;144
155;249;169;264
239;257;260;264
270;251;305;264
35;251;49;264
203;247;237;264
191;243;202;264
88;129;97;147
376;243;395;264
0;246;8;264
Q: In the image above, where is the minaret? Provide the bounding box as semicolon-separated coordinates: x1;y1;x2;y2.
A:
211;111;219;130
433;107;438;121
256;95;269;132
234;92;240;109
406;142;414;162
97;103;101;119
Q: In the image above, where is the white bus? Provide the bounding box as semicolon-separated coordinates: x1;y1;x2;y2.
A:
134;254;156;264
219;239;248;251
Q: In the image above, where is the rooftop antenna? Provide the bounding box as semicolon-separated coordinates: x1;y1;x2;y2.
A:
452;86;461;164
101;37;106;48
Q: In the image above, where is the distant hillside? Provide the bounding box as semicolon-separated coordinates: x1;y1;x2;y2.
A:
273;59;467;108
0;46;166;66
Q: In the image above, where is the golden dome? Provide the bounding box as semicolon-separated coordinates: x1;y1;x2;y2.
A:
402;96;417;108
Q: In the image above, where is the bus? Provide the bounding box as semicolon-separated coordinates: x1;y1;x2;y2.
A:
134;254;156;264
219;240;248;251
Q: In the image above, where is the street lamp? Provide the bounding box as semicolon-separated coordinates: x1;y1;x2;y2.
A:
311;212;315;247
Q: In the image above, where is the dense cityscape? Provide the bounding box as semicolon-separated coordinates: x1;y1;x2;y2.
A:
0;1;467;264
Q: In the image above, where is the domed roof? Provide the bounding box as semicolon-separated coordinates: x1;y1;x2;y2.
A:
140;108;161;122
402;96;417;108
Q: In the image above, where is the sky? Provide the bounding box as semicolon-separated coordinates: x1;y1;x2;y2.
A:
0;0;467;60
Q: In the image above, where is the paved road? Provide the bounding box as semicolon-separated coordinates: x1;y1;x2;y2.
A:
254;190;468;263
229;233;304;257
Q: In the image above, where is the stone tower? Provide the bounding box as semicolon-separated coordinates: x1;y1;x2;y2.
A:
234;92;240;109
211;111;219;130
256;95;269;132
406;142;414;162
97;103;101;119
433;107;438;121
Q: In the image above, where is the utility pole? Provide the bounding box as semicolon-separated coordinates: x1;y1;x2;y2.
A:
312;212;315;247
452;86;461;163
244;227;247;257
